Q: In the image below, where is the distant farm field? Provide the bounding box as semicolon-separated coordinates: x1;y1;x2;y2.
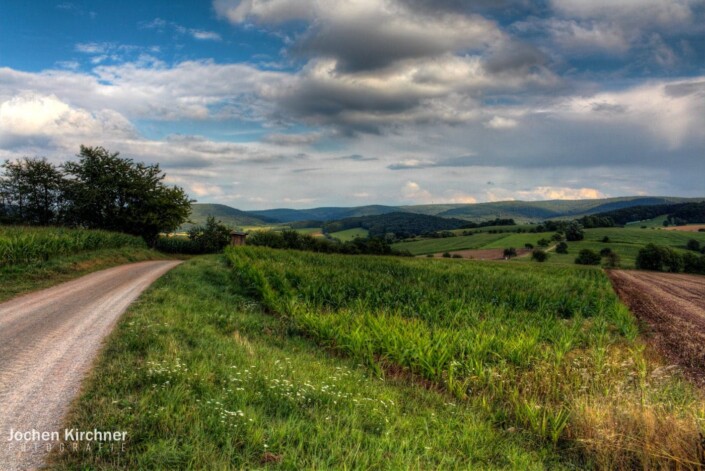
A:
391;232;508;255
329;227;369;241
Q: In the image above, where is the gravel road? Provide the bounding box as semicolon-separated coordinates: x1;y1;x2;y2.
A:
0;260;181;470
608;269;705;386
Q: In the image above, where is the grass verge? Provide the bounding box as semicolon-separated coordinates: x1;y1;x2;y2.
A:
53;255;563;470
0;248;169;302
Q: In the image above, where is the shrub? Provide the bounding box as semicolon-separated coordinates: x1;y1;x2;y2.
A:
575;249;601;265
682;252;705;275
451;254;463;259
556;242;568;254
503;247;517;258
531;249;548;262
604;252;621;268
635;244;683;273
442;252;451;258
551;232;564;242
537;239;550;248
565;221;584;241
686;239;700;252
524;243;534;249
599;247;612;257
187;216;232;253
601;236;610;243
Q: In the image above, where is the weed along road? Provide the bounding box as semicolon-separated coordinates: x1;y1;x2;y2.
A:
0;260;181;471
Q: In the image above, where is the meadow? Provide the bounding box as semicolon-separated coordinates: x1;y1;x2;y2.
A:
54;256;559;469
393;226;705;267
227;247;704;468
329;227;369;241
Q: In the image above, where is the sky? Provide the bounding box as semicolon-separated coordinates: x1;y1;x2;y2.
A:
0;0;703;210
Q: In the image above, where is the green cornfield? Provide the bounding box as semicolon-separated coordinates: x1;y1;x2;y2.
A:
227;246;704;468
0;226;146;266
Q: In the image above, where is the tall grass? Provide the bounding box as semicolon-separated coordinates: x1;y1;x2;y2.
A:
227;246;705;468
0;226;145;266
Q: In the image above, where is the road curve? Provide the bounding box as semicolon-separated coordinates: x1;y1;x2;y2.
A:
0;260;181;470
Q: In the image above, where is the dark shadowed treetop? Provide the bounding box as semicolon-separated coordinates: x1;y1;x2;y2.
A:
62;146;192;245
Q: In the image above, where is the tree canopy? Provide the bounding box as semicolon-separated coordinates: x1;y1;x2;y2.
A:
1;146;192;245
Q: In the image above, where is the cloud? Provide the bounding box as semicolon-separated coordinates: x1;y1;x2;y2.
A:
516;186;606;200
142;18;222;41
263;132;322;146
334;154;378;162
0;93;135;147
216;0;505;72
485;116;518;129
190;30;222;41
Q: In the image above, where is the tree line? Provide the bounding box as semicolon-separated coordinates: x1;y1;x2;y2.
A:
0;146;192;245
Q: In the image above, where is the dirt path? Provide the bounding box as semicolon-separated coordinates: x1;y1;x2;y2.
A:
608;270;705;386
0;260;181;471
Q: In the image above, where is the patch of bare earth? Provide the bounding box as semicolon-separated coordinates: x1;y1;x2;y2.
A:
607;270;705;387
663;224;705;232
426;248;531;260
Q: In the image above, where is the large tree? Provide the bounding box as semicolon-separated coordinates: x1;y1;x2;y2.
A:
0;157;64;225
62;146;192;245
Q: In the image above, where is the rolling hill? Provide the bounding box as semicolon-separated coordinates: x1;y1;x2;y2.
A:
182;204;273;230
245;196;704;223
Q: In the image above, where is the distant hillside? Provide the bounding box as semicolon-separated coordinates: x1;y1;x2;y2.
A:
183;204;273;230
247;205;404;223
197;196;705;227
433;197;702;221
323;212;470;239
591;201;705;226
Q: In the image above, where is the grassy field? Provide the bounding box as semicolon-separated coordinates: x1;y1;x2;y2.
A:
292;227;323;236
515;228;705;268
392;233;509;255
54;256;558;469
329;228;369;241
227;247;704;468
625;215;668;228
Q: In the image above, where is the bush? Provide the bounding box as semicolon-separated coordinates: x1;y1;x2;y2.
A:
599;247;612;257
575;249;601;265
442;252;451;258
635;244;684;273
531;249;548;262
537;238;550;248
551;232;564;242
683;252;705;275
524;243;534;249
604;252;621;268
601;236;610;243
451;254;463;259
565;221;584;241
555;242;568;254
686;239;700;252
187;216;232;253
155;236;206;254
503;247;517;258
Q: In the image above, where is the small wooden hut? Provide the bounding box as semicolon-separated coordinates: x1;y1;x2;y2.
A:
230;231;248;246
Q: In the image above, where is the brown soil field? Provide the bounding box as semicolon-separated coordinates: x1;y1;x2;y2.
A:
427;248;531;260
608;270;705;386
663;224;705;232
